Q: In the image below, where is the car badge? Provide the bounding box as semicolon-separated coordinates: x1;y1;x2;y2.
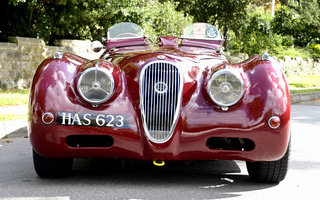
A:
154;81;168;94
157;55;166;60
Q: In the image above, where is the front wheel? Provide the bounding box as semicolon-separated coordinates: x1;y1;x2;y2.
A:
33;149;73;178
246;139;290;183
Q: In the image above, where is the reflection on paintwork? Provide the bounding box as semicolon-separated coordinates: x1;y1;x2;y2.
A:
28;23;290;183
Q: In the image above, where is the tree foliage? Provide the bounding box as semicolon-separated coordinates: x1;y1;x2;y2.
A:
2;0;192;44
173;0;251;49
228;5;283;55
272;0;320;47
1;0;320;58
3;0;131;43
120;0;192;42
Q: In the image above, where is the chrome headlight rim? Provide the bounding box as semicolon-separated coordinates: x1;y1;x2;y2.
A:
207;68;245;107
77;66;115;105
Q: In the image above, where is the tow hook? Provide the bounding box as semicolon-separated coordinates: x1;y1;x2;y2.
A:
153;159;165;167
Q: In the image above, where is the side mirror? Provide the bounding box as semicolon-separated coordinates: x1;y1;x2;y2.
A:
91;41;104;53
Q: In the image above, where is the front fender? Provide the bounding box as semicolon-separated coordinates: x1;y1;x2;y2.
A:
28;53;141;158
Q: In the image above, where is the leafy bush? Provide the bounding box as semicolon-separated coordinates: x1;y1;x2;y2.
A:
228;4;319;61
272;4;320;48
271;46;313;60
308;43;320;60
308;43;320;54
121;1;192;43
228;5;284;56
3;0;192;44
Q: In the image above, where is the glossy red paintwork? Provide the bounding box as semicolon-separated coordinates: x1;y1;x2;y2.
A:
28;42;290;162
180;38;223;50
159;37;179;46
106;37;147;50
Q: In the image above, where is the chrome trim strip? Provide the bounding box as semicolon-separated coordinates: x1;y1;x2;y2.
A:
140;61;183;143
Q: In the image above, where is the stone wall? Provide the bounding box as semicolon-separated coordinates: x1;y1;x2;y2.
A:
0;37;101;89
1;37;319;90
279;56;320;76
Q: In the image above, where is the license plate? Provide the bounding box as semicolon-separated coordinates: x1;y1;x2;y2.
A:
56;111;130;129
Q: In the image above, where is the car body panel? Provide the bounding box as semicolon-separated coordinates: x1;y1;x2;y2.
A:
28;23;290;164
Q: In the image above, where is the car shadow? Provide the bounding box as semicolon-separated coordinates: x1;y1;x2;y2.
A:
66;158;278;192
4;128;278;198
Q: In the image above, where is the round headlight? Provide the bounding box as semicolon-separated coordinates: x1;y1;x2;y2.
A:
78;67;114;105
207;69;245;107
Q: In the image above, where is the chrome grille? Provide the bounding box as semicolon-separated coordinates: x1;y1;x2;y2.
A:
140;61;182;143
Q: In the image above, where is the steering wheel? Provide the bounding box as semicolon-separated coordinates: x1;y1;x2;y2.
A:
114;33;140;38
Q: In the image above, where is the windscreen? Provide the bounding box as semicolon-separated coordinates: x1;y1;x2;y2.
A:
183;23;221;40
107;22;144;39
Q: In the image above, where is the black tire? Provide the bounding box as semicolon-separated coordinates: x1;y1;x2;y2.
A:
33;149;73;178
246;139;290;183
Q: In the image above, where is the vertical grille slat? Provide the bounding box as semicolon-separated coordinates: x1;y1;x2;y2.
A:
140;61;182;143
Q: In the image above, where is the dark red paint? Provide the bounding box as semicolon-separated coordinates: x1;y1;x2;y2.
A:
28;41;290;163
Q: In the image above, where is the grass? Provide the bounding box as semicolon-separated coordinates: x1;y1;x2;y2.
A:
288;75;320;94
0;89;29;121
287;75;320;88
272;46;314;61
290;88;320;94
0;89;29;107
0;113;27;121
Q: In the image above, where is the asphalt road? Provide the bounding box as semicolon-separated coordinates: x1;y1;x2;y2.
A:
0;101;319;200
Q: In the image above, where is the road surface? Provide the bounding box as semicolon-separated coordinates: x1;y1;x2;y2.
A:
0;101;319;200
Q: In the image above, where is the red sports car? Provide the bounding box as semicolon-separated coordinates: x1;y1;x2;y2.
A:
28;22;290;182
